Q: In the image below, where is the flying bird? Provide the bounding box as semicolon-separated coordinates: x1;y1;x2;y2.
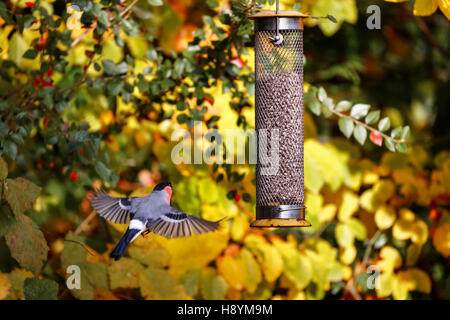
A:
89;182;222;260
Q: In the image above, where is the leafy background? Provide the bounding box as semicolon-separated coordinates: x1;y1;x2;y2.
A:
0;0;449;300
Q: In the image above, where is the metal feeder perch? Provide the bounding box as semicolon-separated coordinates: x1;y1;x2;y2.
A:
250;7;311;228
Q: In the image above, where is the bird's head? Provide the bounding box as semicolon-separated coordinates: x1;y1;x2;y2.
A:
153;182;172;204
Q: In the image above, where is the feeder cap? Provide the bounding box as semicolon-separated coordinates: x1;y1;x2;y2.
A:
250;10;310;19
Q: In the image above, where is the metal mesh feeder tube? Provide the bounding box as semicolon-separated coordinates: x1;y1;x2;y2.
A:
250;11;311;228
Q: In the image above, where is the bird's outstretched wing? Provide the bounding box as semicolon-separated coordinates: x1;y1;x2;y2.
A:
147;207;221;238
89;190;133;224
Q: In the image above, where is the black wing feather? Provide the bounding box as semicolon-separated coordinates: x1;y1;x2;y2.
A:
148;208;221;239
88;190;133;224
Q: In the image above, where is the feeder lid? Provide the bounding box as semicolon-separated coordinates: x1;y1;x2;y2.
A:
250;10;310;19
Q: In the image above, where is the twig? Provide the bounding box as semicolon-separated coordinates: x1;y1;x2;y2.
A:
361;230;381;271
346;230;382;300
68;0;139;49
330;108;406;144
63;239;95;256
412;15;450;59
74;210;97;235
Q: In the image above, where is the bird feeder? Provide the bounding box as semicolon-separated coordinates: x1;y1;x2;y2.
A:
250;7;311;228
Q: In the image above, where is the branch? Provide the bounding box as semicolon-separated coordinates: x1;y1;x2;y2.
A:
330;108;406;144
411;14;450;59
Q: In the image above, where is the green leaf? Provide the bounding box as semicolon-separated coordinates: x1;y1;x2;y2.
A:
350;104;370;119
108;257;144;289
384;139;396;152
0;205;13;238
353;125;367;145
23;49;38;59
24;278;58;300
200;267;227;300
147;0;163;6
365;110;380;125
4;177;41;216
338;117;354;139
139;267;186;299
323;97;334;110
180;269;202;298
401;126;410;140
5;213;49;274
145;49;158;61
395;142;407;153
101;59;128;75
391;126;402;139
317;87;327;103
378;117;390;132
336;100;352;112
0;156;7;180
4;141;17;160
206;0;219;8
97;10;109;27
308;100;321;116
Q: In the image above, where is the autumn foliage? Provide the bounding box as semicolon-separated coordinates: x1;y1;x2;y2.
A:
0;0;449;300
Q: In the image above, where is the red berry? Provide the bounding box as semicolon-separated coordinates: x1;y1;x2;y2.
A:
204;96;214;105
85;50;95;58
78;149;84;155
37;38;47;51
69;172;79;180
83;65;88;72
42;81;54;88
234;194;241;202
46;66;54;78
25;2;35;7
231;58;245;69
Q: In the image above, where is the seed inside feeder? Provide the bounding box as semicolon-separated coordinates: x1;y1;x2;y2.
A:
256;71;304;206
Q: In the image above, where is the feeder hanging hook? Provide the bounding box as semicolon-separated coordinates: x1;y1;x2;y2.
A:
269;0;283;46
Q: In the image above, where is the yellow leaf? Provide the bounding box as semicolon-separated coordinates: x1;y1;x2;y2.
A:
376;271;394;298
239;249;262;294
392;271;413;300
273;239;312;290
377;246;402;273
375;206;397;230
392;210;416;241
230;215;249;242
319;203;337;223
346;218;367;241
244;234;283;283
8;32;27;67
340;245;357;265
439;0;450;19
411;219;428;245
155;230;229;276
335;222;354;248
360;180;395;213
0;273;11;300
217;255;246;291
406;268;431;293
338;190;359;221
432;223;450;257
413;0;438;16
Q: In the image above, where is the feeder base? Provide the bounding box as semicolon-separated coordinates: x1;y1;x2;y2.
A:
251;205;311;227
250;218;311;228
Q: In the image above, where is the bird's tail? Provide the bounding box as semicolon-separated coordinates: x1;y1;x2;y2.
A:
110;228;140;261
